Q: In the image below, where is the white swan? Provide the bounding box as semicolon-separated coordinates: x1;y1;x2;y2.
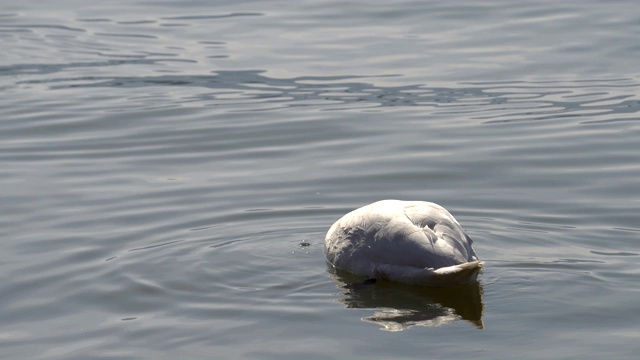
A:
325;200;483;287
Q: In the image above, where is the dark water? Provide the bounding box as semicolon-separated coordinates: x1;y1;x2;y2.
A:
2;1;640;359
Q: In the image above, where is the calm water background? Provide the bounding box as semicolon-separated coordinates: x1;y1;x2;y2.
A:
2;1;640;359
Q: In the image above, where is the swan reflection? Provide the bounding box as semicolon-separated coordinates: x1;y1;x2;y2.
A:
329;268;484;331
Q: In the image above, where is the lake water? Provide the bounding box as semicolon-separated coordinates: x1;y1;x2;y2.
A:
2;1;640;359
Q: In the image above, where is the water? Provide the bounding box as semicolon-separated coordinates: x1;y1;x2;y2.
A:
1;1;639;358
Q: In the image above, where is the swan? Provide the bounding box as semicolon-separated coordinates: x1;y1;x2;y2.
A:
325;200;483;287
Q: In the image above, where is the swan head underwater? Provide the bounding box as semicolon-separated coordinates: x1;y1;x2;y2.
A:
325;200;483;287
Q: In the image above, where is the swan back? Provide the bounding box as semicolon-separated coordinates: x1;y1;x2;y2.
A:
325;200;481;286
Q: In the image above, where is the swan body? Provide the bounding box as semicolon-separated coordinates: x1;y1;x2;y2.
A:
325;200;483;286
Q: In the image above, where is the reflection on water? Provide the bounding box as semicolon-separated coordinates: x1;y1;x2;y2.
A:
329;268;484;331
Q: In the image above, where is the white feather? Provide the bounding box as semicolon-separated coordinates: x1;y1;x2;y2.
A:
325;200;483;286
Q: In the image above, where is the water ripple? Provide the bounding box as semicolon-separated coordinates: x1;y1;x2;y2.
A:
9;70;639;127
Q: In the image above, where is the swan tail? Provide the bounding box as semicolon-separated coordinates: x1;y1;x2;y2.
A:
431;260;484;285
374;260;484;287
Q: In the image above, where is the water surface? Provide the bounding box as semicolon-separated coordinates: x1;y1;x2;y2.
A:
1;1;640;359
